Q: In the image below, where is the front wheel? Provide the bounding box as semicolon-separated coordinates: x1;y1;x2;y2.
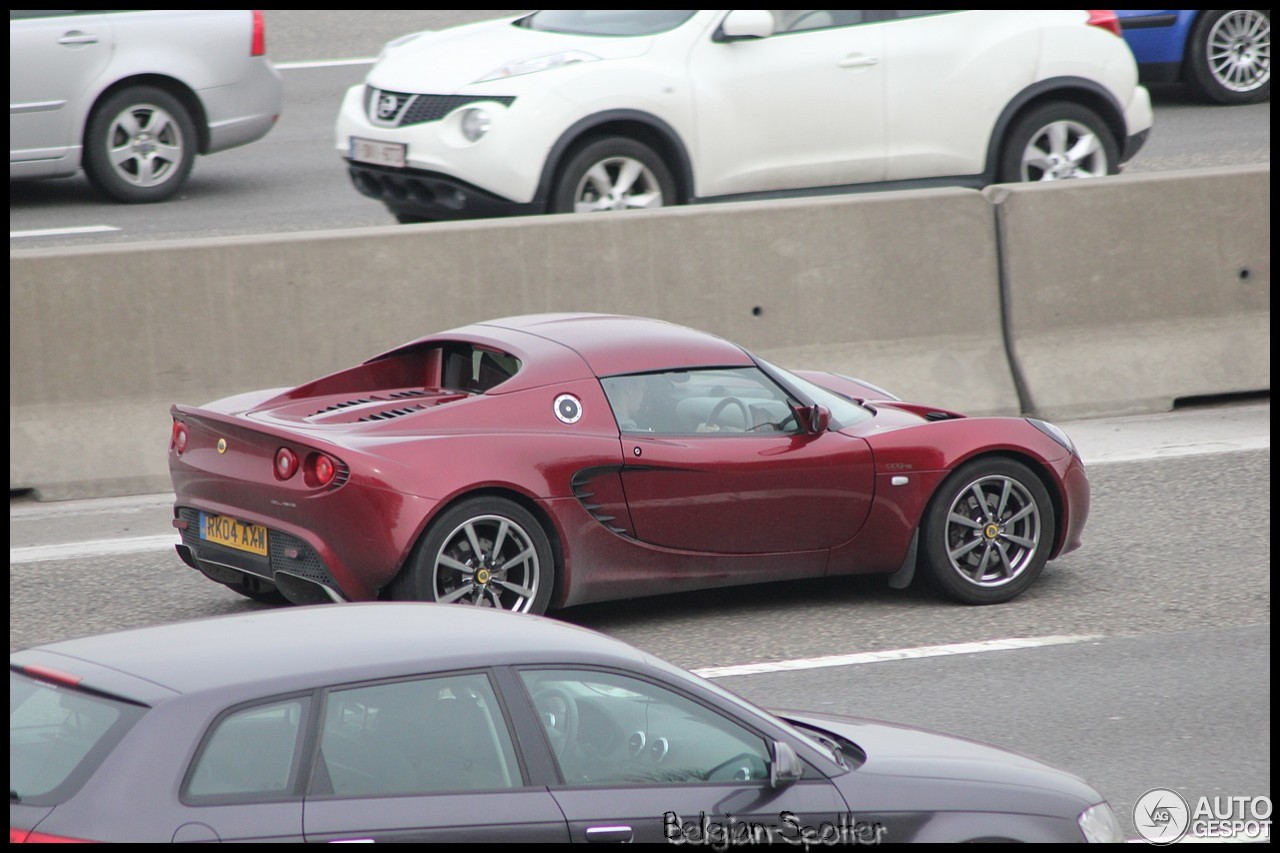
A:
550;137;676;214
391;497;555;614
918;458;1056;605
1185;10;1271;105
83;85;197;203
997;103;1118;183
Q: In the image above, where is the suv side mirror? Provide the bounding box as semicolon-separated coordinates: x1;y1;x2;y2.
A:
718;9;774;41
794;403;831;434
769;740;804;789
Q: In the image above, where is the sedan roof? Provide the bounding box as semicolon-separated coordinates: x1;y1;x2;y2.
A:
12;604;647;698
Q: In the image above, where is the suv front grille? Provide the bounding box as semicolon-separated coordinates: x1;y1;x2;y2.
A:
365;87;515;127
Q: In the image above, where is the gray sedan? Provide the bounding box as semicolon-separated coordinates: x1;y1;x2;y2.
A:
10;604;1124;843
9;9;282;202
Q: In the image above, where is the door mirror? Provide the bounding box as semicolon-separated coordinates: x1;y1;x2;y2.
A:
794;404;831;434
769;740;803;789
718;9;774;41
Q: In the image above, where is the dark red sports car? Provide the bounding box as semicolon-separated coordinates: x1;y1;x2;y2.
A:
168;313;1088;611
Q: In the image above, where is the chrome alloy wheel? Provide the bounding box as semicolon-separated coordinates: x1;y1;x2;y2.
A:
1018;120;1109;181
1206;10;1271;95
571;156;665;213
943;475;1042;588
105;103;187;189
432;514;542;611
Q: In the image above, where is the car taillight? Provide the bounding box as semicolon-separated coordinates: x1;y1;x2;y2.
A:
11;828;95;843
20;664;83;688
251;9;266;56
274;447;299;480
1086;10;1121;37
171;420;189;454
308;452;337;487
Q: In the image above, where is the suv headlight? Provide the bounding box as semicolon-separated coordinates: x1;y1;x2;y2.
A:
477;50;599;82
459;108;492;142
1078;802;1124;843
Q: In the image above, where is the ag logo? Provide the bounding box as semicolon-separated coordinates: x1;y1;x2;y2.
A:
553;394;582;424
376;92;400;120
1134;788;1190;845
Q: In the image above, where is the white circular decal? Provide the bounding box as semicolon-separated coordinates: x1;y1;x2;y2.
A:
554;394;582;424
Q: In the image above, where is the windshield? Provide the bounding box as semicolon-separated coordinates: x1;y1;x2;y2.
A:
516;10;697;36
758;361;874;429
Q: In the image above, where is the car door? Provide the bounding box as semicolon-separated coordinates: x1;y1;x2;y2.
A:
686;10;886;198
602;368;874;554
10;11;112;164
301;671;570;842
517;668;852;845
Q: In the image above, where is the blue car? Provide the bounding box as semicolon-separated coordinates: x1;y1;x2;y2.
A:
1116;10;1270;104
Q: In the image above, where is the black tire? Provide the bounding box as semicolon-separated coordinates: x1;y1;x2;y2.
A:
1185;10;1271;105
224;575;287;605
83;85;197;203
550;136;676;214
390;497;555;614
918;458;1056;605
997;102;1119;183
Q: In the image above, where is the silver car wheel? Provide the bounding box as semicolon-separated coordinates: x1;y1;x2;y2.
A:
1207;10;1271;94
571;156;665;213
432;514;542;612
1017;119;1109;181
944;475;1042;588
105;102;188;189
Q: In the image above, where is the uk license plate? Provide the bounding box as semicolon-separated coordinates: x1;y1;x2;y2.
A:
201;513;268;556
349;137;406;168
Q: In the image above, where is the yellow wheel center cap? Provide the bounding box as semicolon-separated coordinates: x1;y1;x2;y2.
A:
475;568;492;585
983;523;1000;540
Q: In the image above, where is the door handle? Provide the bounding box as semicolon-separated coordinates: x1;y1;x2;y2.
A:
58;31;100;45
837;54;880;68
585;824;634;843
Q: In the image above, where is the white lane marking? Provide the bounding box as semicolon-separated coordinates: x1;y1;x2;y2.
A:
11;535;178;564
274;58;375;69
693;635;1099;679
11;225;120;239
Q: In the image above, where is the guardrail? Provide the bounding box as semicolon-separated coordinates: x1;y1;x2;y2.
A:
10;165;1269;499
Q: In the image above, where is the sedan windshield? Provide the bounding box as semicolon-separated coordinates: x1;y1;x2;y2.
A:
517;10;697;36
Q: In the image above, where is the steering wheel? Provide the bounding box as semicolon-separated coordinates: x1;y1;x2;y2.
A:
533;687;578;758
704;751;766;782
706;397;751;431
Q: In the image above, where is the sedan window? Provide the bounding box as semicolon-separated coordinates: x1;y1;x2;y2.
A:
315;673;522;796
520;669;771;787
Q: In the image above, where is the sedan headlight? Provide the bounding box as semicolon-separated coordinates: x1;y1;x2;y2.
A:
477;50;599;82
1078;802;1124;843
1028;418;1079;458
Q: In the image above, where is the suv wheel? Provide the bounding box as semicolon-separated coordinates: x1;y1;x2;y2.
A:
551;137;676;214
998;102;1118;183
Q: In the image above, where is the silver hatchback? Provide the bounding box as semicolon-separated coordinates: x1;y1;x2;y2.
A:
9;9;283;202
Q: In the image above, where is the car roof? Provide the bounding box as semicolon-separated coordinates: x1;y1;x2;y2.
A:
11;604;649;700
473;313;755;377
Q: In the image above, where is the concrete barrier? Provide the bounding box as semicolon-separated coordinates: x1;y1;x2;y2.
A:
988;165;1270;419
11;187;1012;500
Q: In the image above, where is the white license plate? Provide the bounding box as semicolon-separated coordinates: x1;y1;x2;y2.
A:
349;137;406;168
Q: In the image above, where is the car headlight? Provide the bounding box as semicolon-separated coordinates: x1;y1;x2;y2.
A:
477;50;599;82
1078;802;1124;843
459;108;492;142
1028;418;1079;458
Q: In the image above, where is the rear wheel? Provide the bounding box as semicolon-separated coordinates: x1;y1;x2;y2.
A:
550;137;675;214
83;85;196;203
919;458;1056;604
997;102;1118;183
391;497;555;614
1185;10;1271;105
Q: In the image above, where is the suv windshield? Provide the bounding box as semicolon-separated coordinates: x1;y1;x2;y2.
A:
517;10;697;36
10;671;147;806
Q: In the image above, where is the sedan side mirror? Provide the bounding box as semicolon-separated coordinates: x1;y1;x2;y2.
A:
718;9;774;41
794;404;831;434
769;740;804;789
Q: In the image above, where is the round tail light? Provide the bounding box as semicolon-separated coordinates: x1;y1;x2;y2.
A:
309;453;337;487
274;447;299;480
171;421;189;454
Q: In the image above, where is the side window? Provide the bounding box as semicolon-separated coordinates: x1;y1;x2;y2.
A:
769;10;866;33
520;669;771;787
185;697;308;802
601;367;799;435
315;673;522;797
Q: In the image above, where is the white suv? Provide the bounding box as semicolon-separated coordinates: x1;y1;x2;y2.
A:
335;10;1153;222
